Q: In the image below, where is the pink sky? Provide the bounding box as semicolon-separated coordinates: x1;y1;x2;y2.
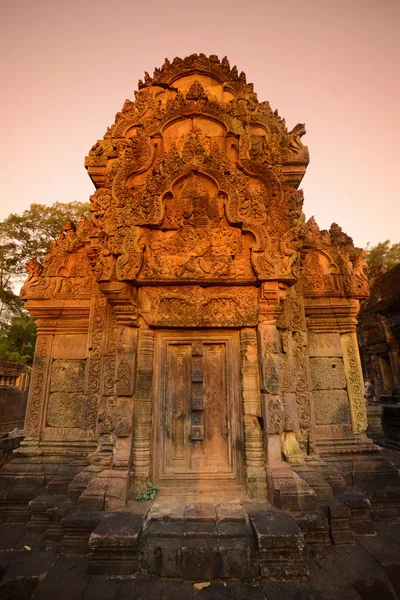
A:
1;0;399;249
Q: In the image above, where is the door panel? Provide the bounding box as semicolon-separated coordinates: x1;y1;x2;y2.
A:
203;343;230;470
153;331;241;483
165;343;192;472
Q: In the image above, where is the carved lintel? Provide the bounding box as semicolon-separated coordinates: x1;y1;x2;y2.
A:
304;298;360;334
139;286;258;328
24;300;91;336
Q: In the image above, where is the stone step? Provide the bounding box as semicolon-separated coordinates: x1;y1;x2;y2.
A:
244;503;309;579
155;483;245;497
60;511;102;555
145;518;249;540
143;520;254;579
83;500;313;581
87;512;146;576
86;501;258;580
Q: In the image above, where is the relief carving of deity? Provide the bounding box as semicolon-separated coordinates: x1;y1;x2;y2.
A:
139;173;254;281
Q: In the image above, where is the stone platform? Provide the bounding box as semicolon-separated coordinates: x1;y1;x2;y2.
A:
1;520;400;599
0;448;399;597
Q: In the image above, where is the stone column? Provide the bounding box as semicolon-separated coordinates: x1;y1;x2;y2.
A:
130;326;155;494
240;328;267;499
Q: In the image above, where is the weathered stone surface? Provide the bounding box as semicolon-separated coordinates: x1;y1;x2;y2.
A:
52;335;88;359
294;511;330;546
216;503;247;523
61;511;102;554
148;500;185;522
310;357;346;390
90;513;143;549
181;539;219;580
50;359;86;392
245;506;308;579
260;354;283;395
46;392;83;428
23;555;89;600
184;521;217;538
328;502;355;546
340;489;375;536
247;509;304;553
184;503;216;522
216;520;247;538
262;394;284;434
265;467;318;512
82;579;122;600
313;390;351;424
88;513;144;576
308;332;343;357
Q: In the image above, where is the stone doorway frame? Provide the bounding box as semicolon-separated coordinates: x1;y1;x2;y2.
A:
151;329;243;488
130;325;267;500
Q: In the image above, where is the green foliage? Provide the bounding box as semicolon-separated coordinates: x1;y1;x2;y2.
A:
0;201;89;274
135;481;158;502
0;200;89;363
0;312;36;364
365;240;400;272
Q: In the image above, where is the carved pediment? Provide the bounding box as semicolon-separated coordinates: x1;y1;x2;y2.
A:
21;55;368;302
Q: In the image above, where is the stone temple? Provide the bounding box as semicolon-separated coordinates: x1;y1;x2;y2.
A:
2;54;399;579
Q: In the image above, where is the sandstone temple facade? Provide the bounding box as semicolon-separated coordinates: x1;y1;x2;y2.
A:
2;57;399;554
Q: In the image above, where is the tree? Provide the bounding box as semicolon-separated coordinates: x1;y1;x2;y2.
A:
0;313;37;363
365;240;400;273
0;201;89;272
0;201;89;363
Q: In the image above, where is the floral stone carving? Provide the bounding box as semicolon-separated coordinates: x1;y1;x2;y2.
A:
17;55;376;512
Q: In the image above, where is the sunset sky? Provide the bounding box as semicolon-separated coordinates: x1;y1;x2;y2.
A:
1;0;399;249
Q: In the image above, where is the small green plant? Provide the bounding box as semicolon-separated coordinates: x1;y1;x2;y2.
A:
136;481;158;501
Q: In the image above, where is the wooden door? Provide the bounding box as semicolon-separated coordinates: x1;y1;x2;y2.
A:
153;331;242;484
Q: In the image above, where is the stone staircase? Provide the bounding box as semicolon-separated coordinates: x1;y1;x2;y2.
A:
87;499;308;580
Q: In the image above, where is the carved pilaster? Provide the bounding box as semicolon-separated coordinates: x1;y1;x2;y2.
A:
110;326;137;469
25;335;53;438
259;284;312;466
130;327;155;491
240;329;267;499
84;296;107;432
341;332;368;434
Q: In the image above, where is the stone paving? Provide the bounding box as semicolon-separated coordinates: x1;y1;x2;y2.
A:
0;520;399;599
